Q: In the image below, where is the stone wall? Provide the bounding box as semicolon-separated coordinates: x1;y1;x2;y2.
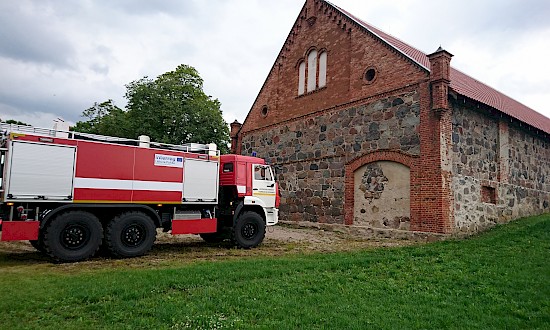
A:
500;123;550;220
508;125;550;190
241;90;420;224
451;102;550;233
451;104;499;232
451;106;499;182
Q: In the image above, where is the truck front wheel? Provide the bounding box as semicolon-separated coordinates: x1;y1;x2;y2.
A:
199;232;226;243
43;211;103;262
231;211;265;249
106;211;156;258
29;233;45;253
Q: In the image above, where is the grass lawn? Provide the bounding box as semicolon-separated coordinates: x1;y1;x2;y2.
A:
0;214;549;329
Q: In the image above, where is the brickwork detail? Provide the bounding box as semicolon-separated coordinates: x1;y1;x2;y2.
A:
427;48;453;112
239;0;427;134
412;81;454;234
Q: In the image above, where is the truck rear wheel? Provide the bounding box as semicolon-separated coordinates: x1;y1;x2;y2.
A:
231;211;265;249
43;211;103;262
105;211;156;258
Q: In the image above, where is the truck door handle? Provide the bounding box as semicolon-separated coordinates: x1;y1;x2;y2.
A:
253;188;259;191
267;183;274;188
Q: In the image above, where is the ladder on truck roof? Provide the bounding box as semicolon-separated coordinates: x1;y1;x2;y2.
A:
0;122;219;156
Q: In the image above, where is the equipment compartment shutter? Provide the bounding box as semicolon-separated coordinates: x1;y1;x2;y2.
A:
8;141;76;199
182;159;218;203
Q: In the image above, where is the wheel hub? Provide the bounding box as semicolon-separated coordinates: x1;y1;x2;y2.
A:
61;225;88;250
122;224;145;247
242;223;257;239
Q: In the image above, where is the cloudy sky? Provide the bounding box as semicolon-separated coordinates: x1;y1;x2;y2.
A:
1;0;549;129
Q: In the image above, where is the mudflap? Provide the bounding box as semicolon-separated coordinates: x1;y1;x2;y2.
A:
171;218;217;235
1;221;40;241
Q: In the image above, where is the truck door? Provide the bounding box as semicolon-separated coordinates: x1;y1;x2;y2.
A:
251;164;276;207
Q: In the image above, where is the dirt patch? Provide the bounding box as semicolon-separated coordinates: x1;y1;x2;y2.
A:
265;224;412;248
0;224;420;272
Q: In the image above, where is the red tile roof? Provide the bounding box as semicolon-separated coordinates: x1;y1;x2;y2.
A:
329;1;550;134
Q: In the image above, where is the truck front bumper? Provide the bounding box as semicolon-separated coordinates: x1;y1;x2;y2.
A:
265;208;279;226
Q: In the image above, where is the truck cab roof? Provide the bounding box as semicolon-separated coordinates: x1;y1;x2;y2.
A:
220;154;266;164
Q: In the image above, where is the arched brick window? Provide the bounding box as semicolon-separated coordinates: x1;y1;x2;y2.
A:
318;51;327;88
307;49;317;92
298;48;327;95
298;61;306;95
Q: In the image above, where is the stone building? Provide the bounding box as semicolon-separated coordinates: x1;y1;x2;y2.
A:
231;0;550;234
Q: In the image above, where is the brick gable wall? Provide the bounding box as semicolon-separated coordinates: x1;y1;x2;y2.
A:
239;0;427;134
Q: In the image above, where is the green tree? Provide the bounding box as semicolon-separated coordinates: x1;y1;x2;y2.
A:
125;64;229;153
73;99;131;137
75;64;230;153
4;119;31;126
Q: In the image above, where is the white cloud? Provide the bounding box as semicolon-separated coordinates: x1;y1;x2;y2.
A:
0;0;548;129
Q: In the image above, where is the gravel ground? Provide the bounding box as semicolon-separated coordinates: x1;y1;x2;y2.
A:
0;223;418;270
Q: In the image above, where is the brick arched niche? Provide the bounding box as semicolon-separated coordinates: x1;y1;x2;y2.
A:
345;151;419;228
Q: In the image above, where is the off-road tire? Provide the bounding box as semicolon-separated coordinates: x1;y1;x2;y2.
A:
105;211;156;258
43;211;103;262
231;211;265;249
199;232;226;243
29;231;45;253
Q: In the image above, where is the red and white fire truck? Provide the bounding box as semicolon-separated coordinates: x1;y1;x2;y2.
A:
0;124;279;262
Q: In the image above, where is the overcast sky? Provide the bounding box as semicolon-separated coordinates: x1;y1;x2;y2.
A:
1;0;549;129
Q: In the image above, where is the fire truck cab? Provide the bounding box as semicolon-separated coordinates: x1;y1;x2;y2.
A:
0;124;279;262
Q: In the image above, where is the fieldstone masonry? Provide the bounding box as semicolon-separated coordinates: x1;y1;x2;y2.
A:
358;163;388;200
451;101;550;233
241;91;420;224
